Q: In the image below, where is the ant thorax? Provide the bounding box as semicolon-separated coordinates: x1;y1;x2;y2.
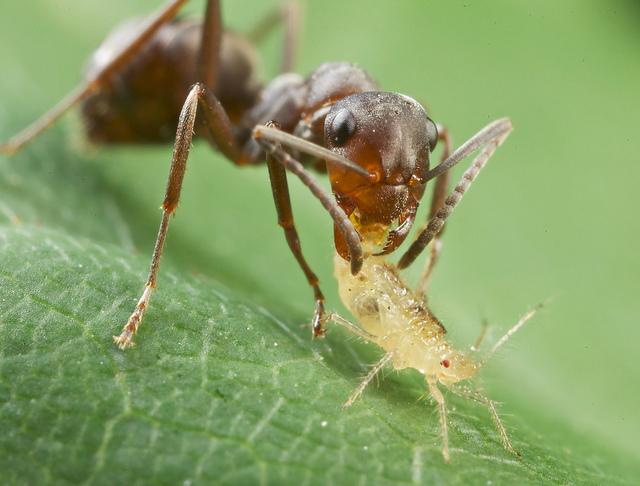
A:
333;253;478;384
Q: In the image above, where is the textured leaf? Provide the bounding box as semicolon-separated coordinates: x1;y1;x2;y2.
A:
0;225;631;485
1;0;639;485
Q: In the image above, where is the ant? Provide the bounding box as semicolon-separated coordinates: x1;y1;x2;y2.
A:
0;0;532;461
1;0;511;348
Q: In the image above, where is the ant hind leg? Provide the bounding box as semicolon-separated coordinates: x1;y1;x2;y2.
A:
417;125;452;298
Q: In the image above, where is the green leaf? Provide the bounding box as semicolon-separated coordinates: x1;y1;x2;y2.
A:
0;224;629;485
1;1;639;485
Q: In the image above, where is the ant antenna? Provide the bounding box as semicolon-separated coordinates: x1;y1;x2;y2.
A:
253;125;376;180
424;118;511;182
479;300;550;368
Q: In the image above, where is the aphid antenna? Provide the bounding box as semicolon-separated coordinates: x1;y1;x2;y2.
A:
469;318;490;353
478;299;552;369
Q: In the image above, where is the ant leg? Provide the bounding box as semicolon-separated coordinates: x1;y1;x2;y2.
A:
253;128;365;336
448;385;519;457
197;0;222;89
252;125;368;274
113;83;241;349
417;126;452;297
427;377;451;462
247;2;301;72
265;147;327;337
343;352;393;409
398;118;513;269
0;0;189;155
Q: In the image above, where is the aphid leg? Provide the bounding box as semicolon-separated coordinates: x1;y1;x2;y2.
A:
322;312;376;342
253;126;365;335
343;352;393;409
398;118;513;269
427;377;450;462
417;125;452;298
246;2;301;73
449;385;519;457
113;83;242;349
0;0;190;155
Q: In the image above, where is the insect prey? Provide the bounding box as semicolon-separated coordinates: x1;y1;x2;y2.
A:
329;251;542;462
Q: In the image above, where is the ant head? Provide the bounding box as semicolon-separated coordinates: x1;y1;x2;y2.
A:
436;350;478;386
324;92;438;257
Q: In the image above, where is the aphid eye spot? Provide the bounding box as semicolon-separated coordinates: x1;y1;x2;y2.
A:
440;359;450;368
330;108;357;146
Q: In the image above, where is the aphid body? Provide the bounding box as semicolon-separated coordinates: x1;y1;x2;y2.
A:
335;254;475;383
331;252;540;462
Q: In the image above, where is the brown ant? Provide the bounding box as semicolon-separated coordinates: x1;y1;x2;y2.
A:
0;0;512;353
1;0;532;461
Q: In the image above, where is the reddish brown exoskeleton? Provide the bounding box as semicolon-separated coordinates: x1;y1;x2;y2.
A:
1;0;530;462
0;0;511;351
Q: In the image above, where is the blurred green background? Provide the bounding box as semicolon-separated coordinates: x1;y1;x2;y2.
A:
1;0;639;482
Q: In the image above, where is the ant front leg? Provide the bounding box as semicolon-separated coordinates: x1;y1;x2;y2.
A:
253;125;365;336
417;125;452;298
264;142;327;337
0;0;192;155
113;83;241;349
398;118;513;270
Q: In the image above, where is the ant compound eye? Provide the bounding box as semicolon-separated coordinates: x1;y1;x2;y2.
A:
440;359;450;368
426;117;438;152
329;108;357;146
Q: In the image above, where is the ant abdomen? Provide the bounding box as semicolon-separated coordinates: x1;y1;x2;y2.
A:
82;18;261;144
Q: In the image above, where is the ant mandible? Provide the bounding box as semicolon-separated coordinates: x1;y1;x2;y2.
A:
0;0;511;349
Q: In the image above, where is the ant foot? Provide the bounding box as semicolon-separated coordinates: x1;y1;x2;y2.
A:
114;285;152;349
311;300;327;338
113;331;135;350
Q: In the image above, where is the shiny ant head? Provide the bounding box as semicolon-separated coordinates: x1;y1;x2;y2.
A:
324;92;438;259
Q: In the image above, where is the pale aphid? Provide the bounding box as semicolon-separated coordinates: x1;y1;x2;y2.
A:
328;253;541;462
